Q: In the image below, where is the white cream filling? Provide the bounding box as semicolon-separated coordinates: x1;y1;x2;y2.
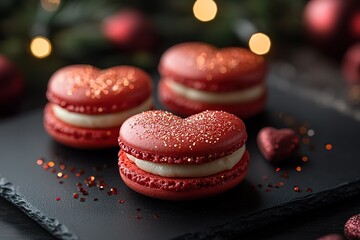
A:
52;97;153;128
126;145;246;178
165;78;265;103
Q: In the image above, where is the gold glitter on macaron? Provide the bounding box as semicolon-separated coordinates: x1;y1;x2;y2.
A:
63;66;137;99
129;110;242;149
175;43;264;77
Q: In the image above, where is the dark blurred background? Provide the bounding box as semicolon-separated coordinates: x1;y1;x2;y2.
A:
0;0;359;116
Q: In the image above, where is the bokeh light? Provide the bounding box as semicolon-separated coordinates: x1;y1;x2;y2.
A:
249;33;271;55
41;0;61;12
193;0;218;22
30;36;52;58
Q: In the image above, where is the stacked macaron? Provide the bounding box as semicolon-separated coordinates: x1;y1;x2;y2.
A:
118;110;249;200
44;65;153;148
158;42;267;117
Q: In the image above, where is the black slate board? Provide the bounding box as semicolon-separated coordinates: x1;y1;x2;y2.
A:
1;75;360;240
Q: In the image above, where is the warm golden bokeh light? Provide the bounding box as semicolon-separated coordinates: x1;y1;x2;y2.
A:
41;0;61;12
249;32;271;55
193;0;218;22
30;36;52;58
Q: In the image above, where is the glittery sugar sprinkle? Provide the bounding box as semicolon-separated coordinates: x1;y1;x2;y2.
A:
178;44;262;76
325;144;333;151
36;157;120;203
129;110;241;149
64;66;137;99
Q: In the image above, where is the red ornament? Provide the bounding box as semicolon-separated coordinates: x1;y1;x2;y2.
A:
350;11;360;39
344;214;360;240
303;0;360;56
0;55;24;111
102;10;156;52
257;127;299;163
342;43;360;84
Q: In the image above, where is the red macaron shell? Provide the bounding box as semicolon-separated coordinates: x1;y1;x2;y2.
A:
118;149;250;200
119;110;247;164
158;78;267;118
44;103;119;148
158;42;266;92
47;65;152;115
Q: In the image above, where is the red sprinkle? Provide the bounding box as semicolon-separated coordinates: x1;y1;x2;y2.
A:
80;198;86;202
293;186;301;192
325;144;333;151
73;193;79;199
55;197;60;201
119;200;125;204
36;159;44;165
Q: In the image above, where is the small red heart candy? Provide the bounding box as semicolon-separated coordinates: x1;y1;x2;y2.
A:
257;127;299;163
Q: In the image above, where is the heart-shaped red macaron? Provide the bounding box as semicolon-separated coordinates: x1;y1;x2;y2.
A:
119;110;247;164
44;64;153;148
118;110;249;200
257;127;299;163
47;65;152;114
159;42;266;91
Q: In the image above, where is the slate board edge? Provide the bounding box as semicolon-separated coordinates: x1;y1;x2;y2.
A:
0;176;78;240
172;179;360;240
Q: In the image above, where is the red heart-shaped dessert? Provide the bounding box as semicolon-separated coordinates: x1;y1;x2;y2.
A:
44;64;153;148
118;110;249;200
159;42;266;91
158;42;267;117
47;65;152;114
257;127;299;163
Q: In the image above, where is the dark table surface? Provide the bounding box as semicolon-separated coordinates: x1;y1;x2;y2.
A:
1;192;360;240
1;48;359;240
